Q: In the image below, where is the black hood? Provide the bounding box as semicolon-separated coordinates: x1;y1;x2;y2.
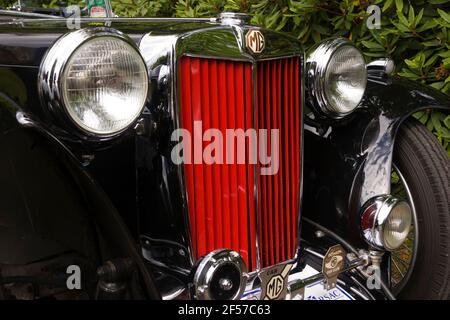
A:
0;17;217;66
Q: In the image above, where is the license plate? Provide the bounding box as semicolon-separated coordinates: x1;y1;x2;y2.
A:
288;265;354;300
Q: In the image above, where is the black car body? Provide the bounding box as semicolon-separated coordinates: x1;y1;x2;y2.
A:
0;9;449;300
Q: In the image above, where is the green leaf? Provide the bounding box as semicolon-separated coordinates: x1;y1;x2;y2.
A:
430;82;445;90
382;0;394;12
438;51;450;58
415;111;430;124
395;0;403;12
414;8;424;28
361;40;385;50
427;118;435;131
397;10;410;28
438;127;450;139
311;30;321;43
413;111;425;119
431;112;444;132
424;53;439;68
392;20;410;32
312;23;328;34
437;8;450;24
444;115;450;129
416;19;438;32
422;39;441;47
405;57;421;72
443;57;450;68
398;69;421;80
408;6;415;26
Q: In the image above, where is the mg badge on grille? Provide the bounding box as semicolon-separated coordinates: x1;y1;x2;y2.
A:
245;29;265;54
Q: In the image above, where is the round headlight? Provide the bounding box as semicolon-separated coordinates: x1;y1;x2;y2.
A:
307;38;367;118
361;196;412;251
39;28;148;136
382;201;412;250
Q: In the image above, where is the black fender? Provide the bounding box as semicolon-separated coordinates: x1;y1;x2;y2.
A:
0;69;160;298
0;127;99;264
0;65;96;265
302;76;450;247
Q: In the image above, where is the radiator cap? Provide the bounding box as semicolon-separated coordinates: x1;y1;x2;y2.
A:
218;12;250;25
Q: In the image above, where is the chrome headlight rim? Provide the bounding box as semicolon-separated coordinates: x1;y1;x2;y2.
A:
38;27;149;138
306;38;367;119
360;195;412;251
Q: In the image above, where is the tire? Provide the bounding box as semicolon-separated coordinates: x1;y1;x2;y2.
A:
394;117;450;300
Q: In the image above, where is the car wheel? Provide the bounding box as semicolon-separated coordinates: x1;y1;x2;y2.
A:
390;117;450;299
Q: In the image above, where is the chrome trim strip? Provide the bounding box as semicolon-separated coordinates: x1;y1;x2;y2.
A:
139;33;196;266
367;58;395;76
173;38;196;266
162;286;186;300
140;23;303;271
218;12;250;26
391;163;418;294
0;9;62;19
296;53;306;250
251;58;261;271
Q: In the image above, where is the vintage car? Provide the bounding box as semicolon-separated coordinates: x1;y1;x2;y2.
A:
0;3;449;301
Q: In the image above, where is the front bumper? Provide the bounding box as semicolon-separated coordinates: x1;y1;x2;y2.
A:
239;248;377;300
153;245;385;300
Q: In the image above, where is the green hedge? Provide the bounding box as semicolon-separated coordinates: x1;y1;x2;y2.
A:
112;0;450;155
1;0;449;154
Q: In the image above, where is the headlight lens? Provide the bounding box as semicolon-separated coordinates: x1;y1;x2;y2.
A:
361;196;412;251
307;39;367;118
382;201;412;250
324;45;367;115
62;36;148;135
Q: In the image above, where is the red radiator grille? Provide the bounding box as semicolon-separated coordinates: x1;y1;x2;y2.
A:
179;56;301;271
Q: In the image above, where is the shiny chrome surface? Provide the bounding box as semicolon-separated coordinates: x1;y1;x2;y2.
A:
162;286;187;300
239;248;374;300
367;58;395;76
251;61;261;270
306;38;366;118
218;12;250;25
0;9;62;19
139;23;303;273
390;164;418;295
38;27;147;138
139;32;196;267
360;195;412;251
297;52;306;250
193;249;247;300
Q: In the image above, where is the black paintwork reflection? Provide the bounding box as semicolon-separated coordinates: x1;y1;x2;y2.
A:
0;19;217;66
2;17;449;297
303;75;450;247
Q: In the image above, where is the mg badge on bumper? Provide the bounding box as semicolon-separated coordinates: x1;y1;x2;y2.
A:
259;263;292;300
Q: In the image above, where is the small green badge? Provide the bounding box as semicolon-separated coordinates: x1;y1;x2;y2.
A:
87;0;112;18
